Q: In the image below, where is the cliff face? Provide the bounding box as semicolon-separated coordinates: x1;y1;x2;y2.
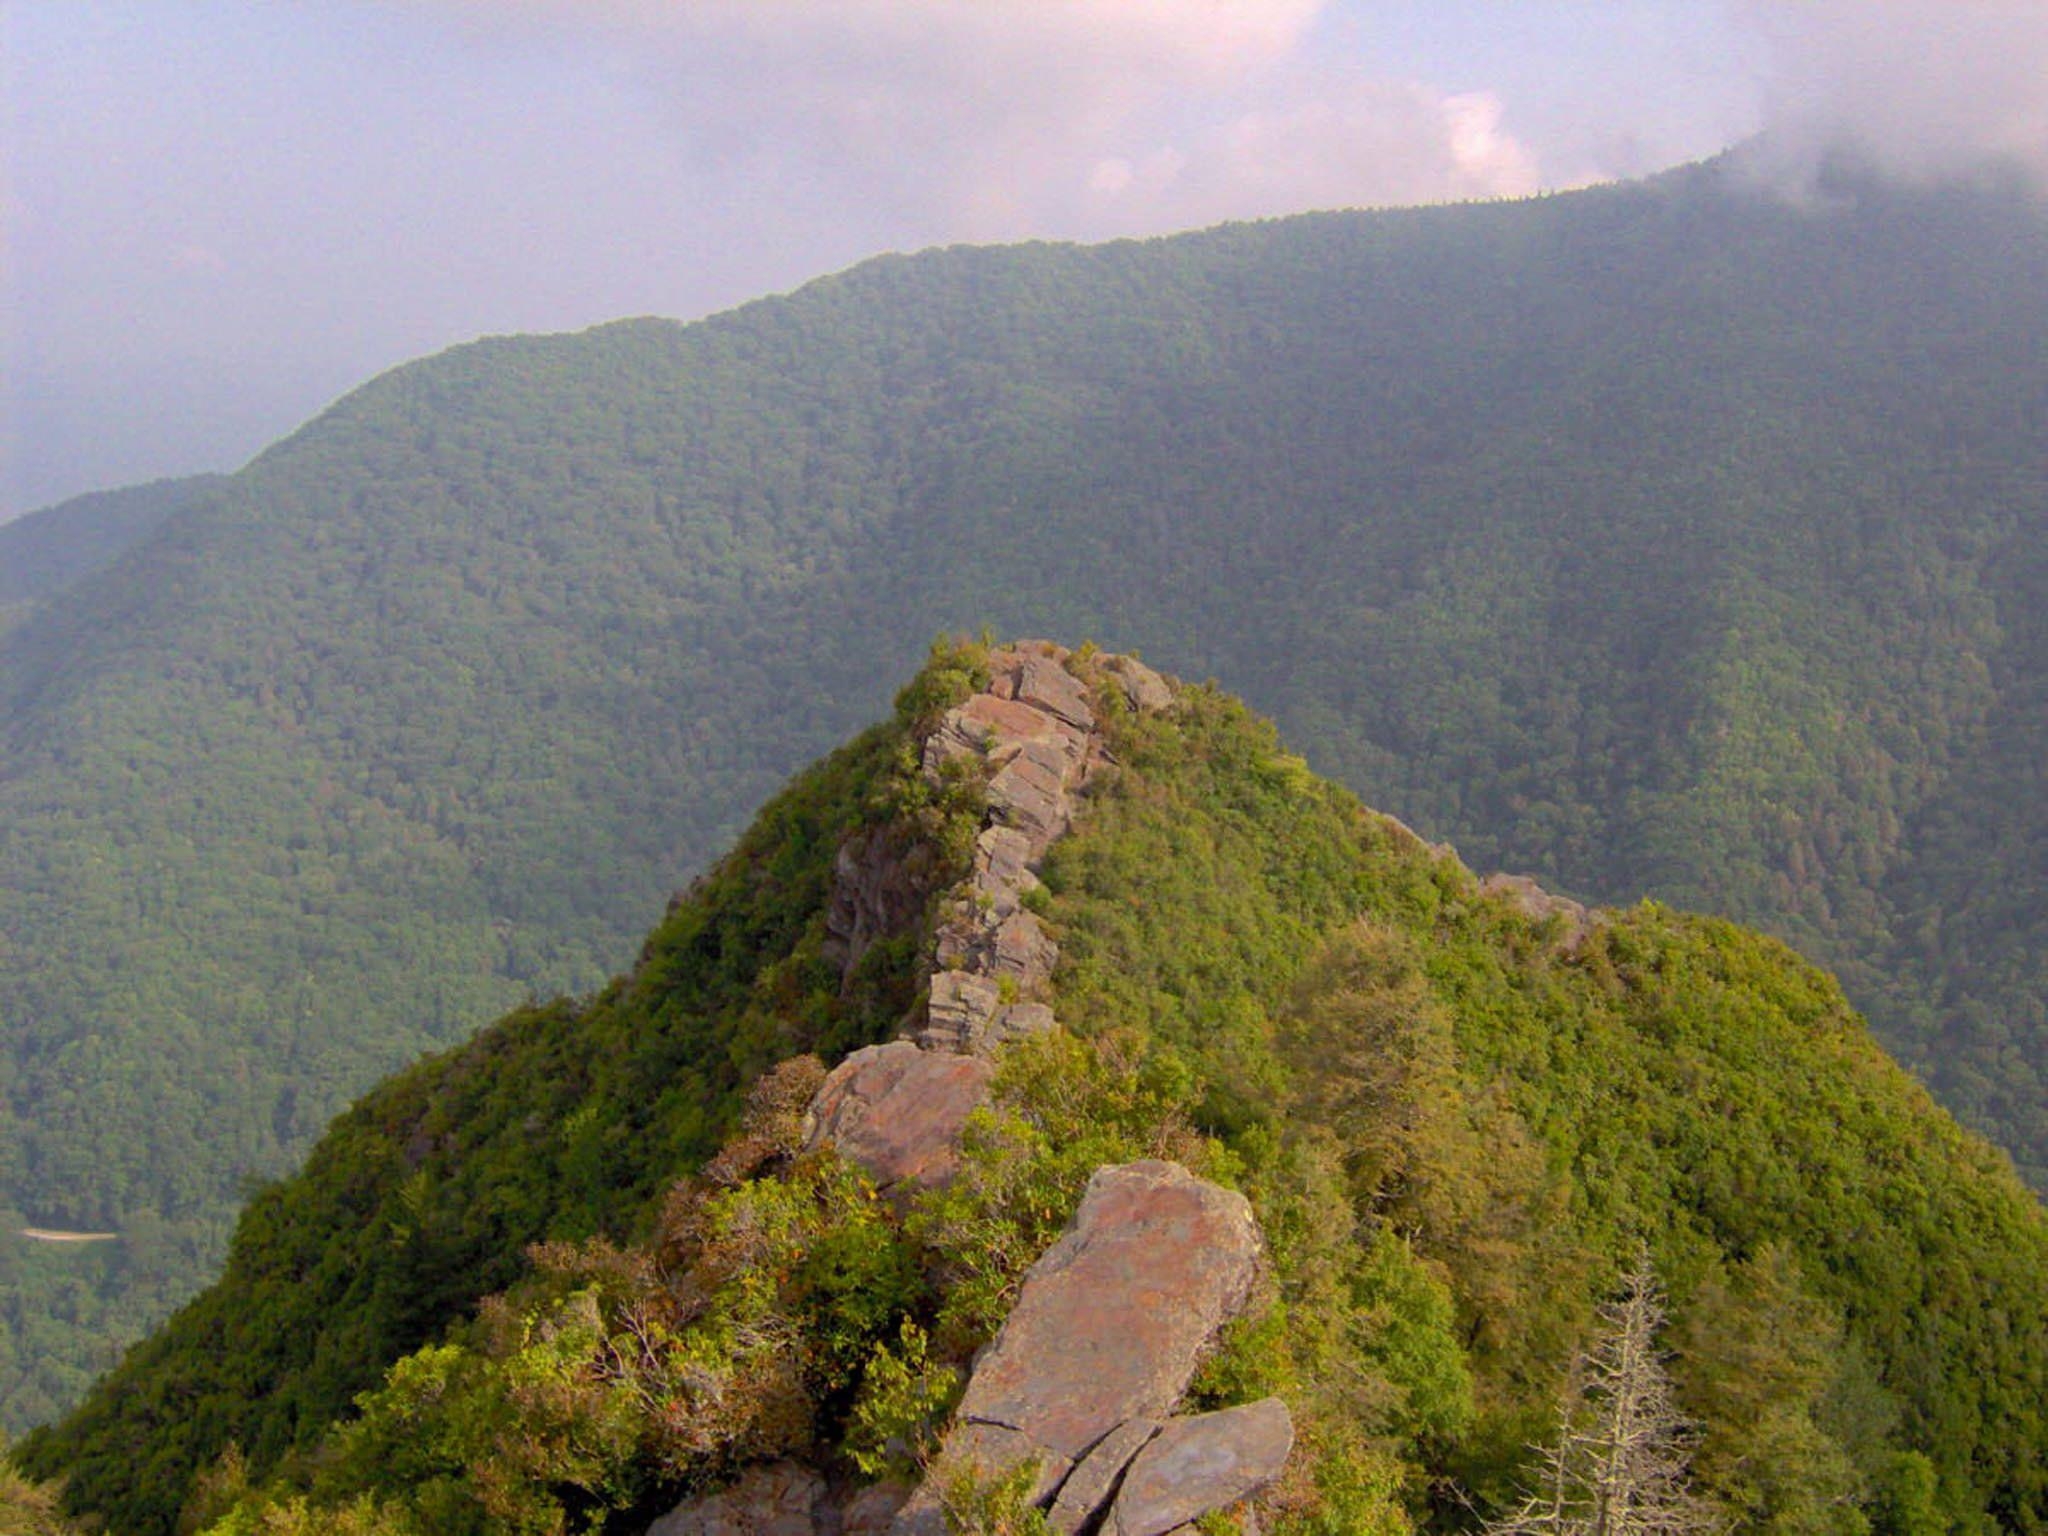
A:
25;640;2048;1536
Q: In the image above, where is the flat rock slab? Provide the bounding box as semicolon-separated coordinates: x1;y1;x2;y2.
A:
924;693;1064;777
986;744;1074;853
1108;1399;1294;1536
803;1041;994;1190
953;1160;1263;1466
976;824;1038;886
1008;654;1097;733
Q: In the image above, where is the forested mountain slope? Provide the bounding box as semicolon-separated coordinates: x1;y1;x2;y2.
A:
0;476;221;633
18;643;2048;1536
5;155;2048;1425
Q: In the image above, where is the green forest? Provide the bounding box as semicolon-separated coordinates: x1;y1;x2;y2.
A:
16;644;2048;1536
4;154;2048;1424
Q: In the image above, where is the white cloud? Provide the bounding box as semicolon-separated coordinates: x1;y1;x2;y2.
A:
393;0;1552;238
1738;0;2048;189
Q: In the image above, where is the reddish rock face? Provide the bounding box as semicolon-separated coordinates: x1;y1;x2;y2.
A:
801;1041;994;1191
952;1160;1264;1465
1007;654;1097;733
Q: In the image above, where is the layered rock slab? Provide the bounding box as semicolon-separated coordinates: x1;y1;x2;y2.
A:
1046;1418;1161;1535
1107;1399;1294;1536
952;1160;1262;1462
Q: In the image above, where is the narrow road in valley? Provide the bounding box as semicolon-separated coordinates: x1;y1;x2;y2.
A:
17;1227;119;1243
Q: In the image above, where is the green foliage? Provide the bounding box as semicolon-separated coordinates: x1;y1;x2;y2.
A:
935;1457;1049;1536
844;1320;959;1481
906;1029;1215;1356
17;654;980;1534
0;475;220;612
0;1456;78;1536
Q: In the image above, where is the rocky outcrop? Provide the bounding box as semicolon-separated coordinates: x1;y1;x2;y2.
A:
802;1042;996;1194
793;650;1291;1536
894;1161;1275;1535
1045;1417;1160;1535
1100;654;1174;715
810;643;1163;1185
1479;871;1594;950
823;829;934;979
950;1161;1264;1471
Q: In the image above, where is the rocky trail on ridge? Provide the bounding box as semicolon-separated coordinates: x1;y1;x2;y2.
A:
652;645;1295;1536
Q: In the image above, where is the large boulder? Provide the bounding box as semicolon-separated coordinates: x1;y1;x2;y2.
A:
999;652;1097;735
902;1160;1263;1527
985;739;1077;856
802;1041;994;1191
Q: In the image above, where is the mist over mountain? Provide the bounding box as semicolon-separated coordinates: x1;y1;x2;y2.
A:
3;152;2048;1428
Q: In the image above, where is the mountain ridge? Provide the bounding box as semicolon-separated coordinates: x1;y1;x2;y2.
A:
4;159;2048;1426
19;639;2048;1536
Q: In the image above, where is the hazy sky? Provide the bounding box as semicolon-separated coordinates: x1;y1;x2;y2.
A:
4;1;2044;516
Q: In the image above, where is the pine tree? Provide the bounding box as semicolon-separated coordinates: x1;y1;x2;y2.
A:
1488;1253;1715;1536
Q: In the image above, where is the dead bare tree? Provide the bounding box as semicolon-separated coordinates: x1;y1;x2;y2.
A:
1486;1252;1715;1536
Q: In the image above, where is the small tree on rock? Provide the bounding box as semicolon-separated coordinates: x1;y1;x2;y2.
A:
1488;1252;1715;1536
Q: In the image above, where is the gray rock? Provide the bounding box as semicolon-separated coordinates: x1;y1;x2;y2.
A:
1047;1418;1161;1535
922;969;1005;1053
1478;872;1593;950
990;910;1058;985
646;1461;825;1536
986;741;1074;854
824;831;936;980
975;824;1038;889
841;1482;914;1536
1107;1399;1294;1536
991;1001;1057;1041
923;693;1069;779
802;1041;994;1190
1102;656;1175;714
1010;654;1097;733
